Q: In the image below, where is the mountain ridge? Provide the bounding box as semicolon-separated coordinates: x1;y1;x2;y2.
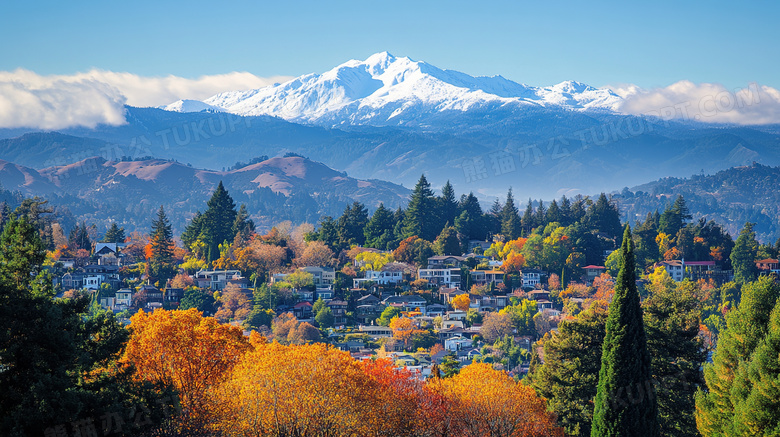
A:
162;51;623;127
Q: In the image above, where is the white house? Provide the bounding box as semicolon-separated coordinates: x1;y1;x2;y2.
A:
418;268;462;289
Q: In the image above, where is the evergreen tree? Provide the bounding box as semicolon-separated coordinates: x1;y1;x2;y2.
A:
644;281;707;437
535;199;547;227
438;180;458;231
232;204;255;243
433;225;461;256
522;198;536;235
337;201;369;249
364;203;396;250
501;188;522;240
312;216;339;250
0;215;170;435
546;199;562;224
591;225;659;437
457;192;485;240
102;222;126;243
487;198;504;236
571;195;588;223
402;175;438;241
731;222;759;283
181;211;204;249
201;181;238;262
695;276;780;436
731;300;780;436
585;193;623;241
560;195;573;226
149;206;176;285
530;305;607;436
68;221;92;251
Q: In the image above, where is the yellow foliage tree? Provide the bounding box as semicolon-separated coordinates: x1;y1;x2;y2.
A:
452;294;471;312
428;363;563;437
210;343;372;436
121;308;250;416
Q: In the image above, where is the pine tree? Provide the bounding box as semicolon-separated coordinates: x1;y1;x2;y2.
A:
337;202;369;249
560;195;572;226
149;206;176;285
232;204;255;243
522;198;536;235
591;225;659;437
546;199;562;224
457;192;484;240
585;193;623;241
181;211;204;249
438;180;458;231
201;181;238;262
402;175;437;241
68;222;92;251
731;300;780;436
730;222;759;283
536;199;547;227
695;276;780;436
364;203;395;250
500;188;522;240
531;305;608;436
102;222;126;243
487;198;503;236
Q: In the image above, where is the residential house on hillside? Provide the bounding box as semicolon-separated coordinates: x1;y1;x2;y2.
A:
327;300;348;325
193;269;244;290
427;255;467;269
293;301;313;320
94;243;123;266
757;259;780;274
522;269;542;289
352;262;414;288
383;295;427;312
418;267;462;289
582;265;606;284
300;266;335;286
470;269;505;287
654;260;684;282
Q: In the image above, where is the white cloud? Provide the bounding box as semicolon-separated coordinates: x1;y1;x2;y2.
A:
609;81;780;125
0;69;293;129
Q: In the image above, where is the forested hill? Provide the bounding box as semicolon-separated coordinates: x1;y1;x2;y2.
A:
615;163;780;242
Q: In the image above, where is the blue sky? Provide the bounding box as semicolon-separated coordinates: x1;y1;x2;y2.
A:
2;0;778;89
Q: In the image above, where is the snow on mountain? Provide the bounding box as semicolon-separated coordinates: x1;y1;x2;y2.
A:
160;99;225;113
163;52;622;125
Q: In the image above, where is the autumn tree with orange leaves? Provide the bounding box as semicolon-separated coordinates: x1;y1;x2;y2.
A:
429;363;563;437
121;308;250;419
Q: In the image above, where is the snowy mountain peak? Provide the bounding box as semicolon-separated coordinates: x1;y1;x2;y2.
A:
165;52;624;126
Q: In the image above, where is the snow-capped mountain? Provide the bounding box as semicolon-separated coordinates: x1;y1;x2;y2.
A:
162;52;622;126
159;99;224;113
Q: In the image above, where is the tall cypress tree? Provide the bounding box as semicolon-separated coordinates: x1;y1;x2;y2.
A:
149;206;175;285
591;225;659;437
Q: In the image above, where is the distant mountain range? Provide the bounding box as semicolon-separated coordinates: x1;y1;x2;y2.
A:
0;156;409;233
0;52;779;200
617;163;780;242
160;52;622;126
